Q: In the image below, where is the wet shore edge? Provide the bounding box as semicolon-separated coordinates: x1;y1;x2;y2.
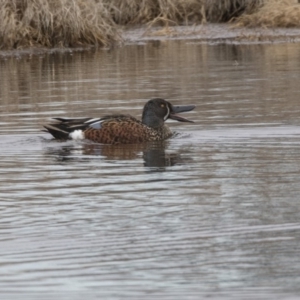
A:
2;24;300;58
123;24;300;44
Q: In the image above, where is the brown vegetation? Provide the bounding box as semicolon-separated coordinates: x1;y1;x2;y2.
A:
103;0;205;26
235;0;300;27
0;0;119;49
1;0;300;50
103;0;261;25
205;0;262;22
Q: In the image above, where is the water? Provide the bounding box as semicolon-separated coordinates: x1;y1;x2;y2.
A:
1;41;300;299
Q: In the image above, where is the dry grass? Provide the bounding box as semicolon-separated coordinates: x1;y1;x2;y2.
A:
205;0;262;22
103;0;205;26
103;0;262;26
0;0;119;49
235;0;300;27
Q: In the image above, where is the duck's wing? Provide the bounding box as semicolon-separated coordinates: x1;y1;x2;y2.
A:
84;115;148;144
43;115;142;142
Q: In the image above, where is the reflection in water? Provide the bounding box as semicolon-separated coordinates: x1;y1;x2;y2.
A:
1;41;300;134
142;146;178;169
44;140;191;170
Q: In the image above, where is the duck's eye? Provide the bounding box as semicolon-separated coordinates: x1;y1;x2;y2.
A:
160;104;165;108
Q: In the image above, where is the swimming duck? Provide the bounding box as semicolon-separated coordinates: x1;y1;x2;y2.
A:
44;98;195;144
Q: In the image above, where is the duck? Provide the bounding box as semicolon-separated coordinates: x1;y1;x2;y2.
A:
43;98;195;144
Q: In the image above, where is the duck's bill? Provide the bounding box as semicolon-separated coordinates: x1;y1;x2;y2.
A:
169;104;195;123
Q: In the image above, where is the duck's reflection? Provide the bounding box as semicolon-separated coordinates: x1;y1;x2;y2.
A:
44;140;193;170
142;146;178;168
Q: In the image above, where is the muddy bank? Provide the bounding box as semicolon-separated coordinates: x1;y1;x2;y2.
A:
124;24;300;44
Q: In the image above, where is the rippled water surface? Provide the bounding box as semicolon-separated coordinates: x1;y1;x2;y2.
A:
1;41;300;299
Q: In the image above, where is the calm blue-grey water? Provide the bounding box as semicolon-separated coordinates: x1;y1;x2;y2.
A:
1;40;300;299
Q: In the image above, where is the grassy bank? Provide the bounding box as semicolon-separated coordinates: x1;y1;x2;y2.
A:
1;0;300;50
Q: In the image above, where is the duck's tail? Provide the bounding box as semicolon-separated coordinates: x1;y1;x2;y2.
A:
43;118;92;140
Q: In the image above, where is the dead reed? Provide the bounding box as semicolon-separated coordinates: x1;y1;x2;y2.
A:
103;0;261;26
205;0;262;22
0;0;119;49
234;0;300;27
103;0;205;26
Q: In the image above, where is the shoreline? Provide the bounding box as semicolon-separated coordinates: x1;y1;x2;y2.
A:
124;24;300;44
2;24;300;58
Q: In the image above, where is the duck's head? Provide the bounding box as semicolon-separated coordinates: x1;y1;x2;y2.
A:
142;98;195;128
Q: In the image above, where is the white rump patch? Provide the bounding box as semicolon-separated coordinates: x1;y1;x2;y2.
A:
69;130;84;140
